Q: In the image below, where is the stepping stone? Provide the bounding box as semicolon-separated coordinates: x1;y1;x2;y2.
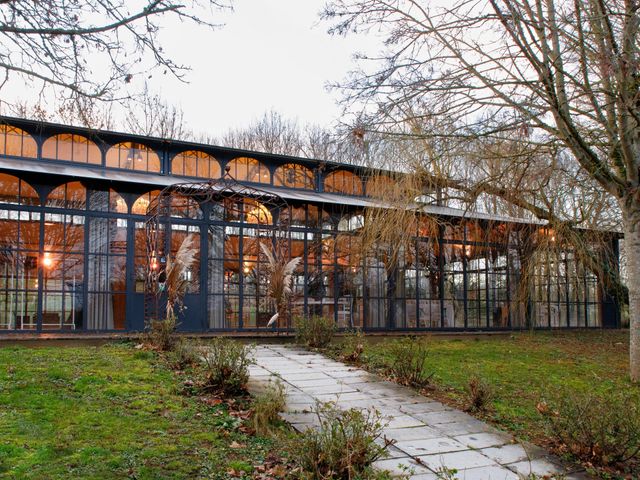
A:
505;457;568;477
416;450;500;471
457;465;520;480
480;443;546;465
373;457;433;476
395;437;469;456
453;432;512;449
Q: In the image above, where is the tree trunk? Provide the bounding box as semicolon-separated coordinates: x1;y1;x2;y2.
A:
623;202;640;382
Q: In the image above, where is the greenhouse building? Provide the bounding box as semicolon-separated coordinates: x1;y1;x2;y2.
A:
0;117;621;334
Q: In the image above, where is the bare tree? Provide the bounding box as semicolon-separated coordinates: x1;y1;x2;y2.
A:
323;0;640;379
0;1;231;104
125;83;193;140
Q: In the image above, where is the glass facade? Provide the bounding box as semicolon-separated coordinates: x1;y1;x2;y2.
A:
0;118;620;333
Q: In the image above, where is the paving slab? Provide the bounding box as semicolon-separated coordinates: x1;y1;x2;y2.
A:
249;344;590;479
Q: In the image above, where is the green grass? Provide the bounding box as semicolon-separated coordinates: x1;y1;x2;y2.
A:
0;343;279;479
347;330;640;443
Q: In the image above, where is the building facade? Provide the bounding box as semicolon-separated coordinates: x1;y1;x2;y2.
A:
0;117;620;334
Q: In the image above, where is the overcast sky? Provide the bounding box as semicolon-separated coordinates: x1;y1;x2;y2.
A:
0;0;380;138
147;0;377;137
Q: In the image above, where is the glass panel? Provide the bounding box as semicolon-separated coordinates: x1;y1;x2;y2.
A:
86;216;127;330
106;142;161;172
226;157;270;184
46;182;86;210
171;150;220;179
324;170;363;196
42;134;101;164
274;163;314;189
0;174;39;206
0;125;37;158
0;207;39;330
42;213;84;330
132;190;160;215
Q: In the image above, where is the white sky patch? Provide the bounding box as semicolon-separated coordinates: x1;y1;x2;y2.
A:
1;0;380;137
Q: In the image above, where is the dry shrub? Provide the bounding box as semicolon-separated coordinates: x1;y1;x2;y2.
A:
252;380;286;436
294;316;336;348
201;338;253;396
388;338;433;388
145;316;178;352
539;391;640;470
465;376;493;413
340;329;366;363
296;402;393;480
167;338;201;370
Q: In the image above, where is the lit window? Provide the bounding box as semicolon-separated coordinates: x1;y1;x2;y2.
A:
172;150;220;179
274;163;314;189
0;125;37;158
324;170;363;196
106;142;160;173
226;157;270;184
42;134;101;164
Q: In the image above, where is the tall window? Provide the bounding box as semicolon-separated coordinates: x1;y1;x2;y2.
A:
324;170;363;196
106;142;161;173
0;125;37;158
274;163;314;189
42;134;101;164
0;175;40;330
226;157;270;184
172;150;220;179
42;183;86;330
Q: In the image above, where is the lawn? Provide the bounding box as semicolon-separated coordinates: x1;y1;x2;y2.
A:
353;330;639;445
0;343;280;479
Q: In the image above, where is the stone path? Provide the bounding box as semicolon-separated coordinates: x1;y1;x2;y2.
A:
248;344;590;480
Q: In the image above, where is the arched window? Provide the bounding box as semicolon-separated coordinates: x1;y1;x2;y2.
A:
46;182;86;210
106;142;160;173
0;173;39;205
274;163;314;189
324;170;363;196
132;190;160;215
42;134;101;164
366;175;397;198
172;150;220;179
88;189;128;213
244;199;272;224
226;157;270;184
0;125;37;158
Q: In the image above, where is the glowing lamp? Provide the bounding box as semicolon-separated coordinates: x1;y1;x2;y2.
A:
42;252;53;269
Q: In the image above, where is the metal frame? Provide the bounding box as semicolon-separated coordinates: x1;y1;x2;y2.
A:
143;172;291;329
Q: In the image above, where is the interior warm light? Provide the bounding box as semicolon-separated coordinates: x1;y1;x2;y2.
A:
115;197;127;213
150;251;158;270
464;245;472;257
243;265;251;274
42;252;53;268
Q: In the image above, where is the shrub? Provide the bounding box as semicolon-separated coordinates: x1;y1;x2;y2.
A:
465;376;493;413
340;329;366;363
252;379;286;436
294;315;336;348
201;338;254;396
388;338;433;388
145;315;178;352
296;402;393;479
538;390;640;468
166;338;201;370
